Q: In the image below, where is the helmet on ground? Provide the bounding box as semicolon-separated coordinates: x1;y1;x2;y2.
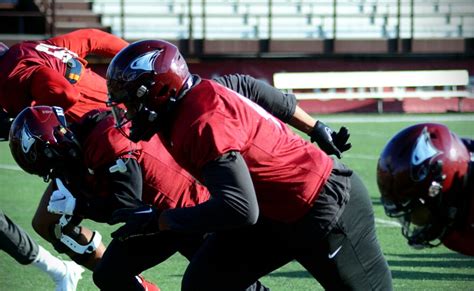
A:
376;123;470;248
106;39;190;142
9;106;81;179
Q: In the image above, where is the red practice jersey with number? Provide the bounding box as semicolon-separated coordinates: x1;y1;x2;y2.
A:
0;29;127;122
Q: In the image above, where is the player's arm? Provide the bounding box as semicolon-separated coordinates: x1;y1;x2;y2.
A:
213;74;296;123
29;66;81;111
48;29;128;58
74;158;146;223
32;183;105;270
213;74;351;158
156;151;259;233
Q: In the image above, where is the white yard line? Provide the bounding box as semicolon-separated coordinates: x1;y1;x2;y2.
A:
375;217;402;227
322;115;474;123
0;164;21;171
343;153;378;160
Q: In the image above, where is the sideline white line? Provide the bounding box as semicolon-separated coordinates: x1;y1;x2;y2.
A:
322;115;474;123
375;218;401;227
0;164;21;171
344;153;378;160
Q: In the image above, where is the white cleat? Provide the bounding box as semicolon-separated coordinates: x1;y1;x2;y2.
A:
54;261;84;291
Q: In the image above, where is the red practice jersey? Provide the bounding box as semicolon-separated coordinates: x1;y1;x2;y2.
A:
167;79;333;222
0;29;127;122
80;112;210;212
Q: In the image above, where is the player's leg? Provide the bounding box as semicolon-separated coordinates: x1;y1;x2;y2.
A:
181;220;290;291
0;208;39;264
0;208;84;289
32;182;105;270
295;171;392;290
93;232;185;290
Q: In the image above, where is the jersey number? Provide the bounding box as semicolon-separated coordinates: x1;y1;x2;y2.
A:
226;88;282;129
35;43;78;63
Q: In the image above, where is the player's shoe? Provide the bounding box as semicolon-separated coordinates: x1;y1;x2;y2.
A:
136;275;161;291
54;260;84;291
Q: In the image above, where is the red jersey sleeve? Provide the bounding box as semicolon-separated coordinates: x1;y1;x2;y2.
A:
48;29;128;59
30;66;80;110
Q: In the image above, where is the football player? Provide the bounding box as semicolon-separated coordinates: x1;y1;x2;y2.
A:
377;123;473;256
106;40;392;290
0;29;128;133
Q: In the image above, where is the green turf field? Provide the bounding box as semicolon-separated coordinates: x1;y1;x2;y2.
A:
1;113;473;290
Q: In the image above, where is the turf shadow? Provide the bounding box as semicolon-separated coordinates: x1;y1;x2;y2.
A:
390;270;474;281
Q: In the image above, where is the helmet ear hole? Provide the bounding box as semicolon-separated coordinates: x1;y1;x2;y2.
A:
136;85;149;98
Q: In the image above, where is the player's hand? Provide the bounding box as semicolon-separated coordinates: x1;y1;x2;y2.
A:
309;120;352;159
110;205;161;241
48;178;76;215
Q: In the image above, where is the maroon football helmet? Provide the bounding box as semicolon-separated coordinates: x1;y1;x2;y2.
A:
9;106;81;179
377;123;470;248
106;39;191;142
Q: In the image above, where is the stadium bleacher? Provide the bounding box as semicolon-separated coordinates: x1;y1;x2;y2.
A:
90;0;474;40
0;0;473;113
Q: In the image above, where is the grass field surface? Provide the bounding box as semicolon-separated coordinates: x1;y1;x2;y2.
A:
1;113;473;290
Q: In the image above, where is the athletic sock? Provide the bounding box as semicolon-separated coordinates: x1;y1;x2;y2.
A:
31;245;67;281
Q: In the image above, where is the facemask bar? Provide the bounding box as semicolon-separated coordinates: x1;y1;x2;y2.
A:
400;213;445;249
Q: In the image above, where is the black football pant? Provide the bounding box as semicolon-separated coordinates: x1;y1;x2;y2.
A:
93;231;270;290
0;208;39;265
181;170;393;291
93;231;203;290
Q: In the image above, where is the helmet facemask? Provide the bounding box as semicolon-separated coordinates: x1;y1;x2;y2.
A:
390;192;447;249
108;101;160;143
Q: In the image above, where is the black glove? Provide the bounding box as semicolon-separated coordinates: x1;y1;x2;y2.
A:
309;120;352;159
0;109;13;141
110;205;161;241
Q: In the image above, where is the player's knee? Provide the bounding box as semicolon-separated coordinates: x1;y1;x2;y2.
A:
93;262;127;290
181;269;209;291
92;264;110;289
